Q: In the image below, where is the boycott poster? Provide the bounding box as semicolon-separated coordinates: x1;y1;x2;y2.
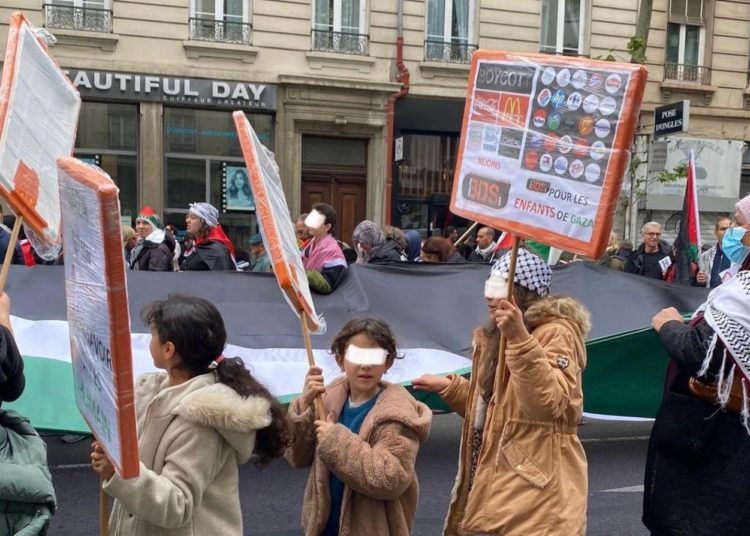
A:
451;51;647;257
58;157;139;479
232;111;325;334
0;13;81;259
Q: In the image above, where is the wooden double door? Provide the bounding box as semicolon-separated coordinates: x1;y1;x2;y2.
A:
301;167;366;246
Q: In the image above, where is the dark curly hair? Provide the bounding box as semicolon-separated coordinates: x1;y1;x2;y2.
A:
142;294;291;467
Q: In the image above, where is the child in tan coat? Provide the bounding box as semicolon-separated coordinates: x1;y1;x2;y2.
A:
286;317;432;536
90;295;290;536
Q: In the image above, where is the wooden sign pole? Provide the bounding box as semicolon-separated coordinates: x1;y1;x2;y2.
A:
299;311;327;419
454;221;479;247
497;236;521;390
99;479;109;536
0;215;23;293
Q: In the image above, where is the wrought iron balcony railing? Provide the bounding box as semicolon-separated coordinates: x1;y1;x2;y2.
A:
664;62;712;85
311;29;368;56
44;3;112;33
539;44;582;57
189;17;251;44
424;39;477;64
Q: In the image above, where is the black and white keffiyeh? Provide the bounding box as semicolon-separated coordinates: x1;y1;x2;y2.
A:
698;270;750;432
491;247;552;297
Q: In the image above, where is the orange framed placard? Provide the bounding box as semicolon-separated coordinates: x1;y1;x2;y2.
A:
0;12;80;259
451;51;647;258
58;157;139;479
233;111;325;334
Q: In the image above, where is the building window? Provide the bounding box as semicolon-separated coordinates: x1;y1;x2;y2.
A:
396;134;459;230
539;0;585;56
163;108;273;246
189;0;251;44
75;103;138;223
665;0;708;84
44;0;112;33
425;0;476;63
312;0;368;55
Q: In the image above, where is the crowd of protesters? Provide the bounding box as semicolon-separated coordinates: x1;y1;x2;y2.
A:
1;193;748;535
112;198;740;298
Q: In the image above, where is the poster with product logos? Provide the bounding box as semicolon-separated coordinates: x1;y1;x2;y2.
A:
451;51;647;258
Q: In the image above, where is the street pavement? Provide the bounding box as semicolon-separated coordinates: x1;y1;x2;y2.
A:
45;414;653;535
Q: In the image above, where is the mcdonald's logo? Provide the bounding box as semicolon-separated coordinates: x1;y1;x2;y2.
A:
498;94;528;127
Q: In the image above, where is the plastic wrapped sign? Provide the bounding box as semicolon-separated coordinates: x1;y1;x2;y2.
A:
451;51;647;258
233;111;325;334
58;157;139;479
0;12;81;259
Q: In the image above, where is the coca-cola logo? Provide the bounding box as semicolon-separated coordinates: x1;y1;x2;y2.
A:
474;96;498;113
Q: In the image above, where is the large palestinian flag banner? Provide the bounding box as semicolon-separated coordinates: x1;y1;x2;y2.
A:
5;262;708;432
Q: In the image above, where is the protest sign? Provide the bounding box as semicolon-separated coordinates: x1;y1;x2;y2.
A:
451;51;647;258
58;157;139;479
0;13;80;259
233;111;325;334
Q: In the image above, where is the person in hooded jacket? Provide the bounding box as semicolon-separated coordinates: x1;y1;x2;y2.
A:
352;220;405;264
180;203;236;271
403;230;422;262
0;292;56;534
286;316;431;536
91;295;289;536
130;207;174;272
413;248;590;535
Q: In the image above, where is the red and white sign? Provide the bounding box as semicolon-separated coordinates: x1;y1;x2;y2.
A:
451;51;647;257
233;111;325;333
58;157;139;479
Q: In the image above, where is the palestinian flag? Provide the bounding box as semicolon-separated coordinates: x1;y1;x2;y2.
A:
673;150;702;285
4;263;710;432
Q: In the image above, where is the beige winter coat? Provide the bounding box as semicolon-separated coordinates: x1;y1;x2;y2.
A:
285;378;432;536
102;372;272;536
441;296;591;536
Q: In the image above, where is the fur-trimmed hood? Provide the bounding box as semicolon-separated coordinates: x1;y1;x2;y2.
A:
137;372;271;465
524;295;591;337
177;382;272;463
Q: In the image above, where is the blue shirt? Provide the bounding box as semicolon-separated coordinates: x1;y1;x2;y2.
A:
321;392;380;536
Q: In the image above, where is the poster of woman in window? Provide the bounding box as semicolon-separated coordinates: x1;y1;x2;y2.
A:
225;166;255;211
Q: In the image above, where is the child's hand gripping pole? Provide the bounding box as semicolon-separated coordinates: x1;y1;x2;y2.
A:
299;311;327;420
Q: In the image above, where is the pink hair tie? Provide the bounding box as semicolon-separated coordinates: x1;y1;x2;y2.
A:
209;354;225;370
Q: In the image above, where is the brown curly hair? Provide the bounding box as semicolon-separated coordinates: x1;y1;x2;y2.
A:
330;317;402;366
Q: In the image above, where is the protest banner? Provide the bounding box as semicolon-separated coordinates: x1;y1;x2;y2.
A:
451;51;647;258
0;12;80;268
58;157;139;480
233;111;326;417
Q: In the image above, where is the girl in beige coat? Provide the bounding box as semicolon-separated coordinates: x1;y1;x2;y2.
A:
286;317;432;536
414;249;591;536
90;294;290;536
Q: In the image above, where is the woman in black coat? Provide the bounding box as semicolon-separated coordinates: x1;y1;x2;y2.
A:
644;254;750;536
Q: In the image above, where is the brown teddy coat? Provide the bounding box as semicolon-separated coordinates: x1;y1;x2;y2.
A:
102;372;272;536
286;378;432;536
441;296;591;536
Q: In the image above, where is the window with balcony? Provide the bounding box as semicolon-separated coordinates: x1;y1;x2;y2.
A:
425;0;476;63
44;0;112;33
539;0;585;56
665;0;708;84
312;0;368;55
189;0;251;45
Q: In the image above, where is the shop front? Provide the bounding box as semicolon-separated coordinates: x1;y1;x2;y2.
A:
393;96;468;236
66;68;277;247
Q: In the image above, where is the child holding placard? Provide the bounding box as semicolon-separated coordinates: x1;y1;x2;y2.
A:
90;294;289;536
286;317;432;536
